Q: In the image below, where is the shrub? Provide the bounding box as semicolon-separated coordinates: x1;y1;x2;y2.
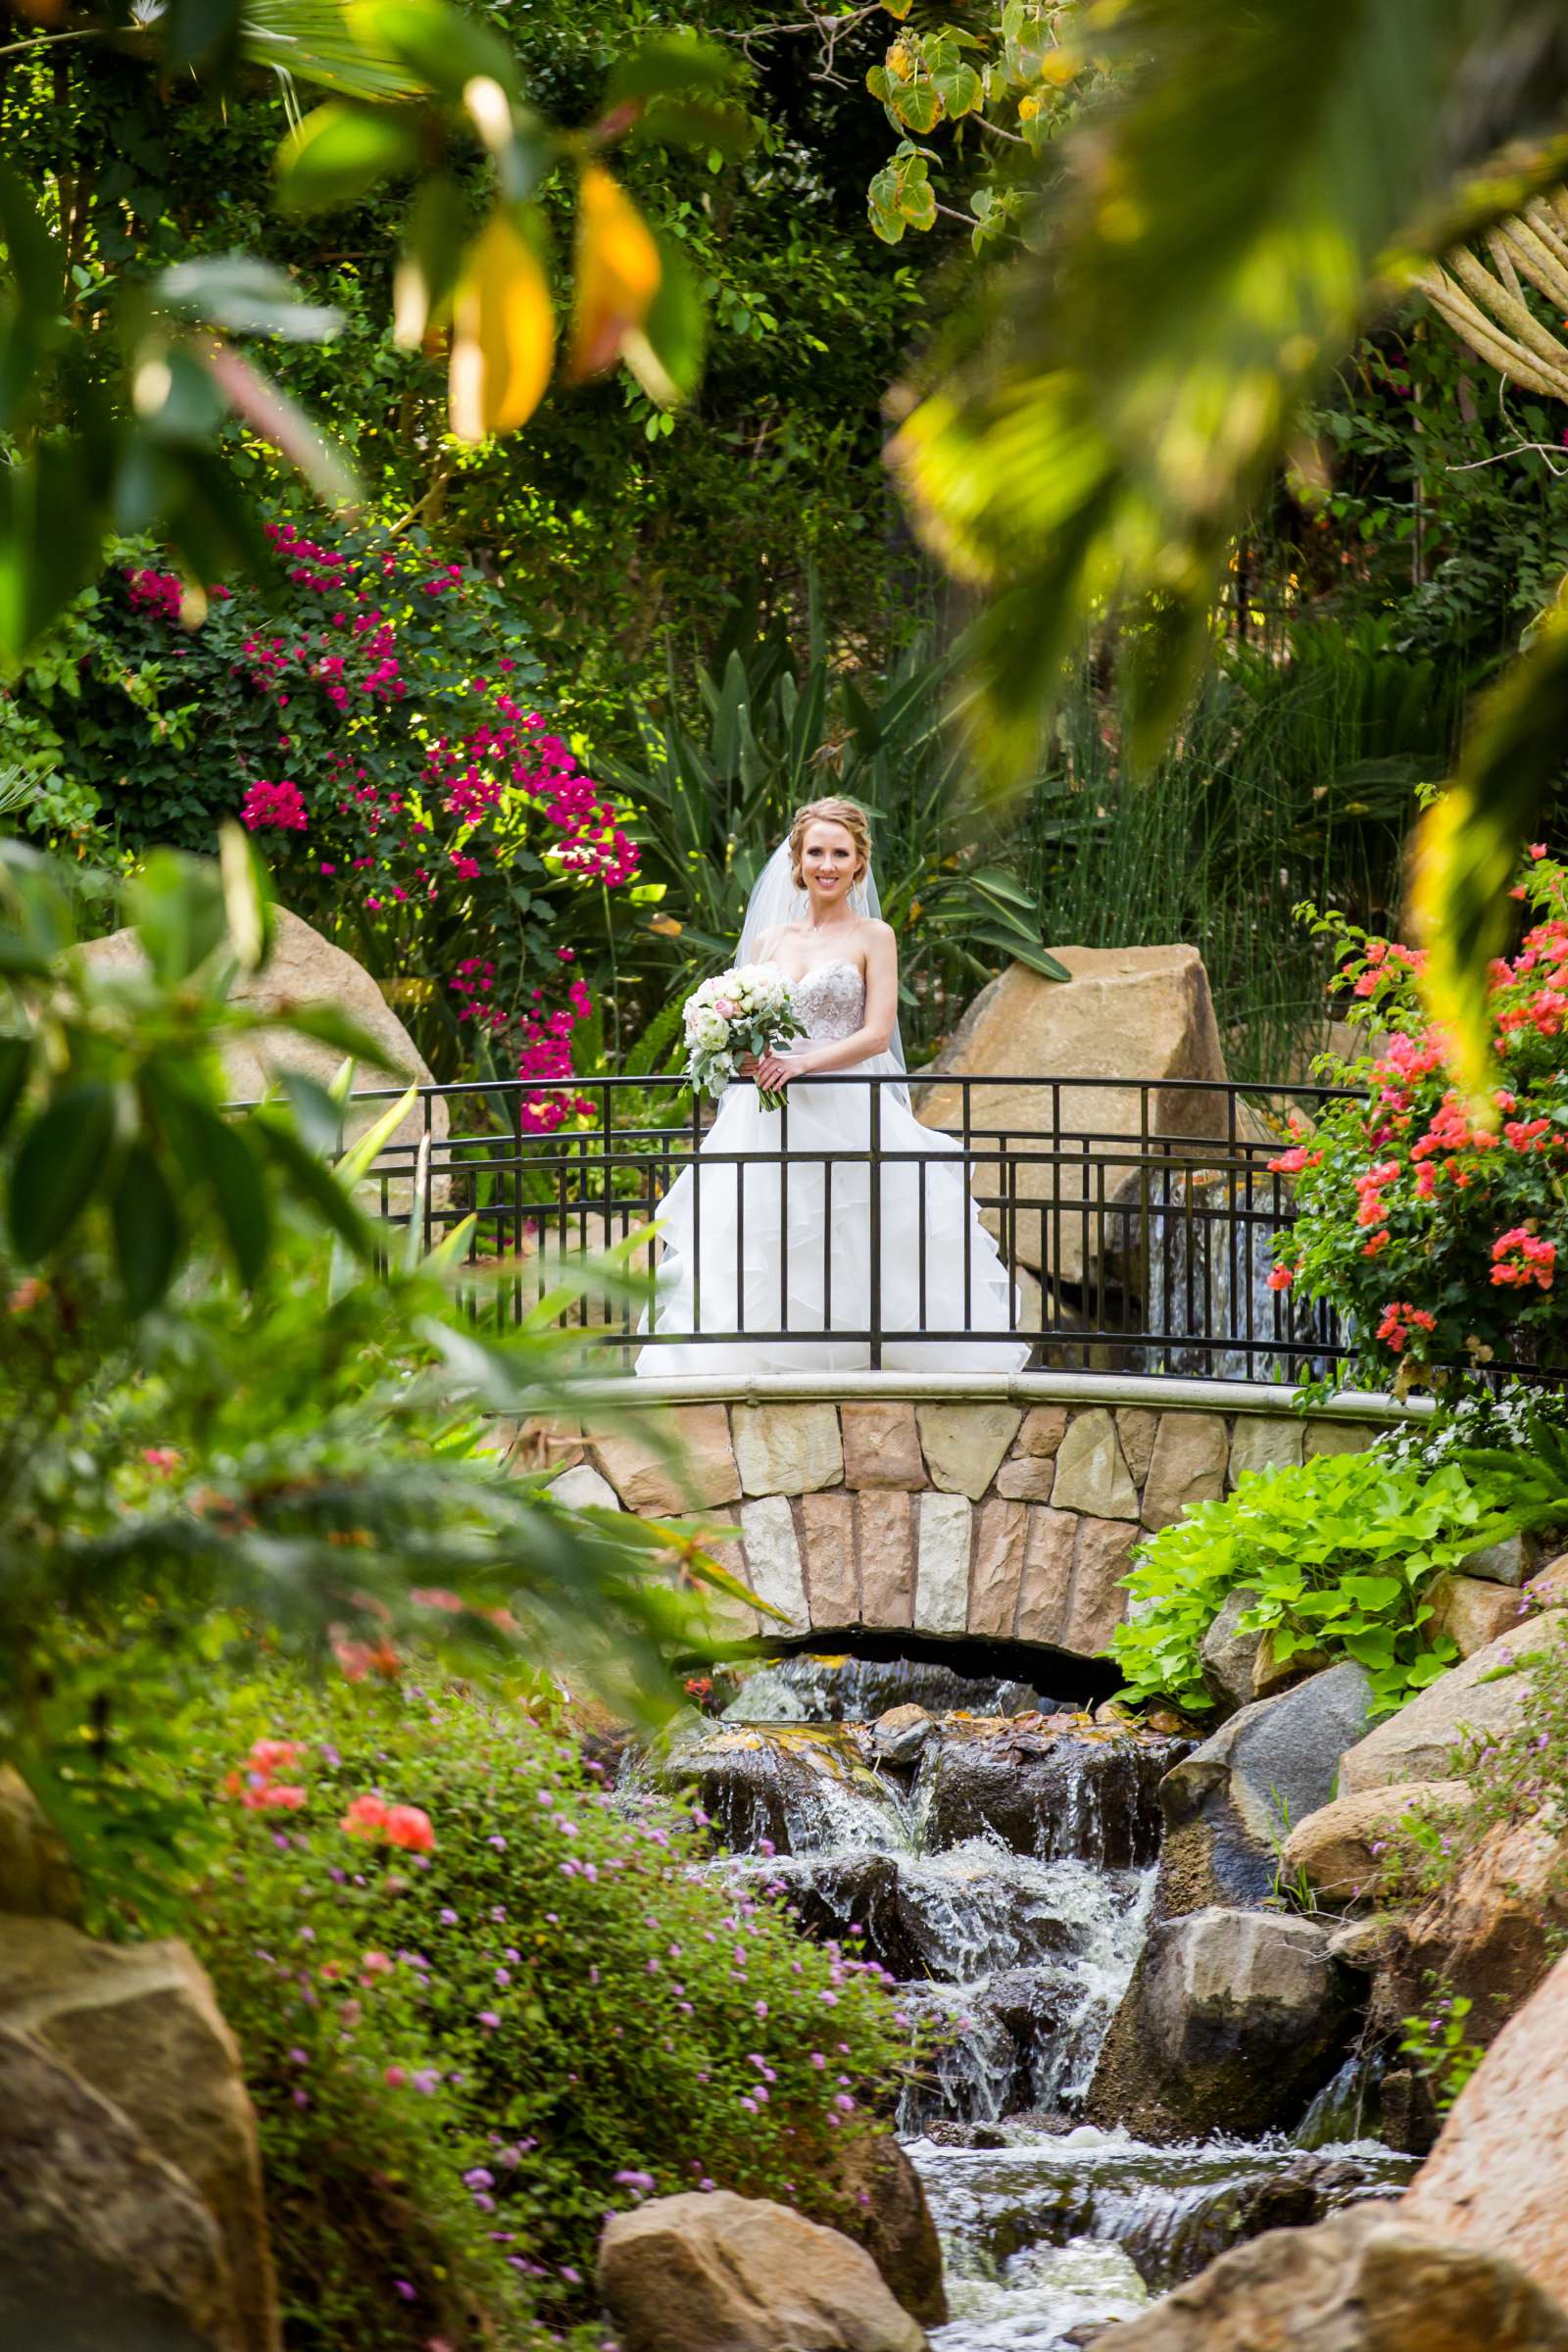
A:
9;519;647;1086
1109;1446;1537;1716
174;1669;912;2347
1279;848;1568;1388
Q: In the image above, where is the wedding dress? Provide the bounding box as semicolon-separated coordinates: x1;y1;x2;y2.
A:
635;956;1031;1375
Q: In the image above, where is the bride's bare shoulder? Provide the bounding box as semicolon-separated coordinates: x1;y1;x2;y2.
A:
859;915;897;954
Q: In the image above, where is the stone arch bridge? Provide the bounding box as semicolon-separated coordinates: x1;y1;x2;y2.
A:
518;1373;1416;1671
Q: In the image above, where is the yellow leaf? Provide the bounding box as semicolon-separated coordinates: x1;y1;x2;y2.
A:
449;214;554;444
568;163;662;382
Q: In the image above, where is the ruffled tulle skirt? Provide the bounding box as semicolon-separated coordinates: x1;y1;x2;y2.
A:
635;1067;1031;1376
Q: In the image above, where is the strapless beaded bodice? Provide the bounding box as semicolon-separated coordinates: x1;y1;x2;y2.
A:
781;959;865;1042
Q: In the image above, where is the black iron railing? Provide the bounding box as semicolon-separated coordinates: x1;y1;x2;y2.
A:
338;1068;1377;1384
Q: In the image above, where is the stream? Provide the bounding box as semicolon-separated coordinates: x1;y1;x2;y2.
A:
658;1652;1414;2348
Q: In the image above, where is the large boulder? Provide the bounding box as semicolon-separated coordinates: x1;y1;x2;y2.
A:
596;2189;925;2352
0;1764;81;1921
0;2024;243;2352
914;1721;1182;1870
825;2136;947;2330
1157;1663;1376;1914
913;947;1250;1287
1086;1908;1353;2142
1280;1782;1472;1902
1090;2203;1568;2352
82;906;444;1200
1337;1614;1568;1795
1403;1945;1568;2308
0;1918;277;2352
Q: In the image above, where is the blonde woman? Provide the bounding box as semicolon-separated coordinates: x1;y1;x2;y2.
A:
636;797;1028;1374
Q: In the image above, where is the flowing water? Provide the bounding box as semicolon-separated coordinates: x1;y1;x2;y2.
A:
654;1654;1414;2348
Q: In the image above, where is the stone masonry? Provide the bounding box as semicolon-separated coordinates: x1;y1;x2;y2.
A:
518;1397;1388;1660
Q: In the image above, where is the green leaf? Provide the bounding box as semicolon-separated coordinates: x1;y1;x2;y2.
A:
926;43;983;119
254;1115;375;1255
0;1035;31;1141
0;440;105;668
889;79;943;133
625;234;706;407
606;35;735;105
335;1082;419;1184
393;175;468;347
242;0;428;99
1411;598;1568;1106
163;0;243;73
8;1083;116;1261
200;1118;272;1288
1341;1573;1403;1611
279;1070;347;1154
128;851;227;985
111;1142;183;1313
0;165;63;320
276;100;423;212
347;0;521;104
218;823;274;974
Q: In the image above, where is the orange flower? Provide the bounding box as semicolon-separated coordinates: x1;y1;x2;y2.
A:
383;1804;436;1854
341;1793;390;1839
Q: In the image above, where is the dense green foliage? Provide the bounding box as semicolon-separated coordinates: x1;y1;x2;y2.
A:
1109;1446;1545;1718
0;842;744;1914
176;1668;911;2346
0;1;941;723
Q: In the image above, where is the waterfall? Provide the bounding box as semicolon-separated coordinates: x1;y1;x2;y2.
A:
644;1654;1414;2349
1140;1166;1339;1381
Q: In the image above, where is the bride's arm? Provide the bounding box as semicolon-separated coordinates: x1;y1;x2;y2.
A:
759;924;899;1082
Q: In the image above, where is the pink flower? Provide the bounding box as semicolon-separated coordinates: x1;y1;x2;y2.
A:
1266;1264;1293;1292
240;778;308;833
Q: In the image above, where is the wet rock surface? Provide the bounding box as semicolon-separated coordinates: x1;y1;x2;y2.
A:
1155;1663;1375;1914
915;1720;1185;1871
1086;1909;1354;2144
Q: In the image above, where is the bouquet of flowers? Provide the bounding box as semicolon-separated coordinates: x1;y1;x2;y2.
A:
682;965;806;1111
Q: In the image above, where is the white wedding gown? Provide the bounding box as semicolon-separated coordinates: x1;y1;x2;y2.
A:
635;960;1030;1375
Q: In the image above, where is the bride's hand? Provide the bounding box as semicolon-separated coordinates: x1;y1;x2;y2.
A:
735;1053;759;1076
756;1046;812;1092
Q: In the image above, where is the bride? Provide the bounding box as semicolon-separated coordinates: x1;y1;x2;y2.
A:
636;796;1029;1375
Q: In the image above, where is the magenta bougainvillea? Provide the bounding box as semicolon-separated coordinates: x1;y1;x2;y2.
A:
120;516;641;1109
1276;847;1568;1386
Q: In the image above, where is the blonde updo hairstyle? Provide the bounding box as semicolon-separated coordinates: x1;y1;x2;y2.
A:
788;796;873;893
